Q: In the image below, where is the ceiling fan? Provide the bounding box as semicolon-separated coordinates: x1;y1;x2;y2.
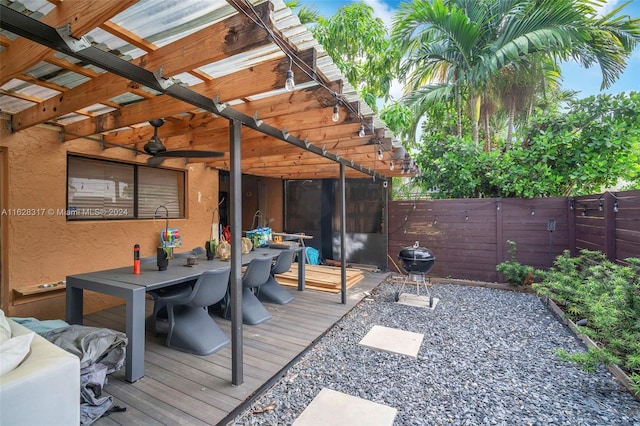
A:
143;118;223;165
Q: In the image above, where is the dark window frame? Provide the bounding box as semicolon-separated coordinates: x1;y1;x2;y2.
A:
66;155;185;221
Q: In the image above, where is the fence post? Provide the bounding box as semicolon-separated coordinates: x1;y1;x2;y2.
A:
495;198;503;282
568;197;577;256
604;191;617;261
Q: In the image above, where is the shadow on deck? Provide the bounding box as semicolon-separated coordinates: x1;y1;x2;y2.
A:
87;271;386;425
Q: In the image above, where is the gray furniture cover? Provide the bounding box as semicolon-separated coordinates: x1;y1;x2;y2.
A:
43;325;127;425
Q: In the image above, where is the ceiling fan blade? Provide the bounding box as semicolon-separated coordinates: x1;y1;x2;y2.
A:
155;150;224;158
146;156;166;167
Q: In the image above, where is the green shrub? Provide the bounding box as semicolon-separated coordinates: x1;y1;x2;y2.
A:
533;250;640;396
496;240;540;286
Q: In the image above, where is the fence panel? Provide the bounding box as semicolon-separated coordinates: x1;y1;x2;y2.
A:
388;190;639;282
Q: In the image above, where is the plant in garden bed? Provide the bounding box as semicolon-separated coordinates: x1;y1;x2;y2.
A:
533;250;640;396
496;240;544;286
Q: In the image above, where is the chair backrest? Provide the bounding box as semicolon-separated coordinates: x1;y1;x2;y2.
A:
271;250;296;275
185;267;231;308
242;257;273;288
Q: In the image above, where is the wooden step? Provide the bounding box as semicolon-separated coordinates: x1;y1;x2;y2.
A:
276;264;365;292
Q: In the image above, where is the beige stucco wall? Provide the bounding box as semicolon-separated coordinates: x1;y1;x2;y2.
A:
0;120;219;319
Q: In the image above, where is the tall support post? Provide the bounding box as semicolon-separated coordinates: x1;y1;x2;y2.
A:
384;180;389;271
229;118;243;386
340;163;347;304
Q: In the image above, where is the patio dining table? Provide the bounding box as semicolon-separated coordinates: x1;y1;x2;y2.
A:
65;247;305;382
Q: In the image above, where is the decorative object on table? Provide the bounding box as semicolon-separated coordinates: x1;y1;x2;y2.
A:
216;241;231;260
205;239;217;260
206;205;221;260
159;228;181;249
186;255;198;266
154;204;179;271
241;237;253;254
156;247;171;271
133;244;140;275
245;227;272;248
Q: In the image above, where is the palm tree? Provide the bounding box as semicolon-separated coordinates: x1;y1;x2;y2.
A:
391;0;639;148
495;55;561;149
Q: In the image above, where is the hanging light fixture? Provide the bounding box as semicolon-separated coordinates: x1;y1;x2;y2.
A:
377;147;383;161
332;104;340;122
284;56;295;91
359;124;365;137
389;161;394;171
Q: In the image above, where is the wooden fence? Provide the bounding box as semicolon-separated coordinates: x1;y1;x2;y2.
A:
388;190;640;283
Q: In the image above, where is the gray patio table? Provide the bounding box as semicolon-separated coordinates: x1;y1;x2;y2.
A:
66;247;305;382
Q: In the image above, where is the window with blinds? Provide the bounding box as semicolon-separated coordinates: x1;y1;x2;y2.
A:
67;156;185;220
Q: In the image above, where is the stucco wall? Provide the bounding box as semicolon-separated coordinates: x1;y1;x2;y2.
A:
0;121;219;319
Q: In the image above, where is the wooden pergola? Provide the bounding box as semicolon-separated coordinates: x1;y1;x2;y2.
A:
0;0;410;179
0;0;413;386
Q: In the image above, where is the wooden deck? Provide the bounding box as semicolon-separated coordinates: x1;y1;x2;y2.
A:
85;271;385;426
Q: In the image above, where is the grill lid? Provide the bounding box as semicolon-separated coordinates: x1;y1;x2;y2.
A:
399;242;435;261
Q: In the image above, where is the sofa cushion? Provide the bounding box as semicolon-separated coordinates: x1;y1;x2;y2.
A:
0;309;11;343
0;319;80;425
0;332;34;376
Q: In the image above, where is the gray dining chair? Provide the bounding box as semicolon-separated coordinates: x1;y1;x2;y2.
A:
257;249;295;304
159;267;231;355
225;257;272;325
146;284;193;336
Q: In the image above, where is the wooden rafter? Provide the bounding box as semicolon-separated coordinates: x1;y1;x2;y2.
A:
0;0;137;85
11;1;274;132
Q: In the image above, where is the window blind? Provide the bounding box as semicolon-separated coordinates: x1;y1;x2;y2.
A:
67;156;185;220
67;157;134;219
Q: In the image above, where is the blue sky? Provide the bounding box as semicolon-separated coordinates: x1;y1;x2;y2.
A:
298;0;640;98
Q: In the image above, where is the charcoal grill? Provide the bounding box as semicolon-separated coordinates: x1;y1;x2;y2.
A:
395;242;436;307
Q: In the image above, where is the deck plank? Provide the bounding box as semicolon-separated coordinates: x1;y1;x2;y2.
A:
88;271;383;425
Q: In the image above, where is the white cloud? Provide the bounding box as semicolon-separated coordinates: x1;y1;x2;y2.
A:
596;0;623;16
363;0;396;28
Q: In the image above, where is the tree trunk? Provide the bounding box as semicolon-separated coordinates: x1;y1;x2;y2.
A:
456;84;462;138
484;107;491;152
470;93;480;144
506;96;516;149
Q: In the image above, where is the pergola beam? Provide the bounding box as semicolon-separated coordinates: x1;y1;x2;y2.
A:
10;1;274;132
0;0;136;85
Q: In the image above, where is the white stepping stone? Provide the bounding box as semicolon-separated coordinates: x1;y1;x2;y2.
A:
292;388;397;426
358;325;424;358
396;293;440;310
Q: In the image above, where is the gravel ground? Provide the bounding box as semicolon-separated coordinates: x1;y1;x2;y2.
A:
231;281;640;425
